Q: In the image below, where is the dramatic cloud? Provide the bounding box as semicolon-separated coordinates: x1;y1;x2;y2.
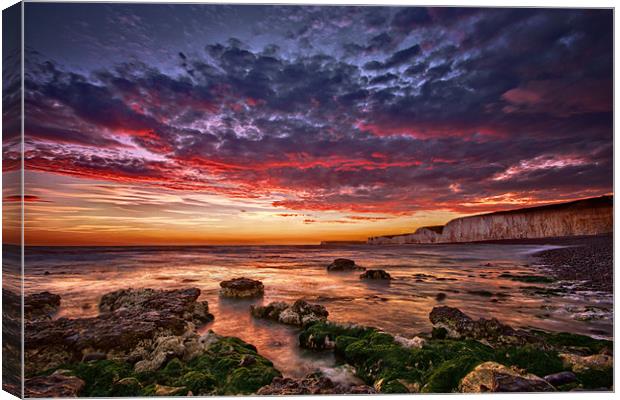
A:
21;4;612;226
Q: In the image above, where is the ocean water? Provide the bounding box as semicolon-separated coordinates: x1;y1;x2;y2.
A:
23;244;613;377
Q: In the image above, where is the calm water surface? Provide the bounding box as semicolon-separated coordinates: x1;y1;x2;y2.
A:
24;244;613;377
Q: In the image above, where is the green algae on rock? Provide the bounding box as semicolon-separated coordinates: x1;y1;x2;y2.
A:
35;333;280;397
498;273;555;283
297;307;614;393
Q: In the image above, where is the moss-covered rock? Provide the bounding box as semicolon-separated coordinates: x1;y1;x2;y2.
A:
299;322;374;350
299;317;613;394
575;367;613;389
493;345;564;377
300;322;497;393
532;330;613;355
421;355;483;393
69;360;135;397
185;336;281;395
49;334;280;396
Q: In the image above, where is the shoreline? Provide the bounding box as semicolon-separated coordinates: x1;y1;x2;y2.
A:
530;234;613;293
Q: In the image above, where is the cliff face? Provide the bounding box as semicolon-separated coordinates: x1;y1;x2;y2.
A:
368;196;613;245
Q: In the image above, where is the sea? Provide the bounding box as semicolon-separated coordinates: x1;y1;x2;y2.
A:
21;243;613;377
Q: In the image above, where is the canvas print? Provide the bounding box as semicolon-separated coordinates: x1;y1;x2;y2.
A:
1;2;614;397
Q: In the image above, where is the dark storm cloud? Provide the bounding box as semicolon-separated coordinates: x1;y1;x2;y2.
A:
391;7;433;31
23;5;613;214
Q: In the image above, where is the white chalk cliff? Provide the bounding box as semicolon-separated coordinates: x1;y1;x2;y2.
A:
367;196;613;244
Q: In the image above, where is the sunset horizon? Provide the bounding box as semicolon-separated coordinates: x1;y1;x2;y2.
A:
6;191;613;246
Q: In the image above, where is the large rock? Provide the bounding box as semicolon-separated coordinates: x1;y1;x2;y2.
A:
99;287;213;323
257;374;375;395
543;371;577;387
25;371;85;397
559;353;613;373
25;291;61;321
459;362;555;392
429;306;535;346
219;277;264;298
360;269;392;280
251;300;328;327
326;258;364;272
25;288;213;374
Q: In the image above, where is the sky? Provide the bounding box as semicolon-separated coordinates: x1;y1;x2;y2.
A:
4;3;613;245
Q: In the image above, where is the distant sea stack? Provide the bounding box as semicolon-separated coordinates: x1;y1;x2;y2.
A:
368;195;613;245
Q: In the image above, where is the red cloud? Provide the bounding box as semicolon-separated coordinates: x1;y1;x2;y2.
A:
3;195;49;203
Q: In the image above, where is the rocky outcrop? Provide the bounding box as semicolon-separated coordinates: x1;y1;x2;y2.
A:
99;288;213;322
25;371;86;397
27;332;281;397
360;269;392;280
24;289;282;397
368;196;612;244
559;353;613;373
298;309;613;393
458;362;555;392
257;373;375;395
25;291;61;321
429;306;535;346
327;258;364;271
25;288;214;374
251;300;328;327
219;277;264;298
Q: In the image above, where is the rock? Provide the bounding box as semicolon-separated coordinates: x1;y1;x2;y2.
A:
394;335;426;349
134;335;186;373
459;362;555;392
257;374;375;395
24;291;61;321
251;300;328;327
99;287;213;324
429;306;535;346
250;301;289;320
134;329;229;373
543;371;577;386
59;333;280;397
326;258;364;272
360;269;392;280
219;277;264;298
435;293;447;301
25;288;213;375
154;384;186;396
559;353;613;373
25;372;85;397
299;322;373;351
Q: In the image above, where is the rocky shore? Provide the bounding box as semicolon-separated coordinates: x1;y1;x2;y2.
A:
533;234;612;293
23;287;279;397
298;307;613;393
21;256;613;396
